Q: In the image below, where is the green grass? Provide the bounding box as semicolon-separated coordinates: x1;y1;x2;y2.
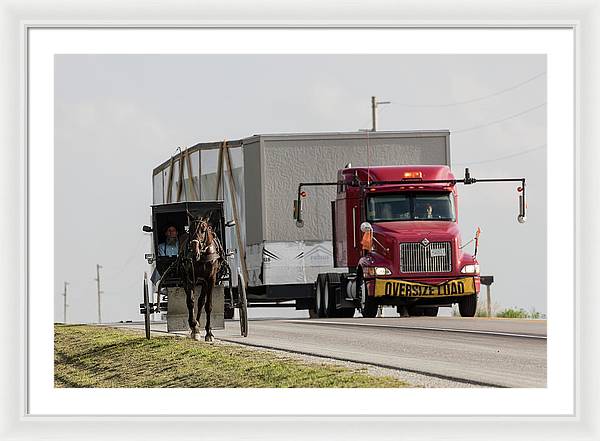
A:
496;307;542;319
54;325;409;388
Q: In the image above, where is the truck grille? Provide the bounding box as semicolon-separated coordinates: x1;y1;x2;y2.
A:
400;242;452;273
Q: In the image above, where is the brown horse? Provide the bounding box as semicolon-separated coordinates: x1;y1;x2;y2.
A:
156;215;225;342
181;215;226;342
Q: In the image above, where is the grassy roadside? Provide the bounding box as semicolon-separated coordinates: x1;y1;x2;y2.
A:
54;325;409;388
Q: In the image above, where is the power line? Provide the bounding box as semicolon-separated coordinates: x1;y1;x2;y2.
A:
394;72;546;108
453;102;546;134
454;144;546;166
104;234;147;280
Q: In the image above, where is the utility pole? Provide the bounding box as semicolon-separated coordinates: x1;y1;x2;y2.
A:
62;281;69;324
371;96;391;132
95;264;103;323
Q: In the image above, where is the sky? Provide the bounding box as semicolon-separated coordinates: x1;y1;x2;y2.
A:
54;54;546;323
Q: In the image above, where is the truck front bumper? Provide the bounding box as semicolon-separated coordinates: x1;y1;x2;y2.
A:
371;276;479;298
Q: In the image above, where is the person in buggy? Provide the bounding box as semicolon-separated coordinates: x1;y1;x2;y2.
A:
151;224;179;286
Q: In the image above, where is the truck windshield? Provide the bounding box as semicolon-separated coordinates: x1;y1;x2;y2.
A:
366;192;455;222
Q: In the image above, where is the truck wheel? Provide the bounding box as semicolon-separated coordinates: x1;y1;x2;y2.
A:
423;306;439;317
358;274;378;318
325;273;344;318
459;294;477;317
339;307;356;318
323;279;333;317
315;275;326;318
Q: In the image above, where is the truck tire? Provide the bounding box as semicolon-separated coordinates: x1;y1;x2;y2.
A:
315;275;326;318
338;307;356;318
323;278;334;317
324;273;355;318
358;273;378;318
459;294;477;317
423;306;439;317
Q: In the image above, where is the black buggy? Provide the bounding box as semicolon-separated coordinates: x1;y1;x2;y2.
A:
139;201;248;339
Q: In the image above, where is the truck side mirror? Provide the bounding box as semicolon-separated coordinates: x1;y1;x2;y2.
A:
294;198;304;227
518;192;527;223
142;225;153;233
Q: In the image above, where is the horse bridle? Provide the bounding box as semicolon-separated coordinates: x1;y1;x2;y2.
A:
189;218;211;255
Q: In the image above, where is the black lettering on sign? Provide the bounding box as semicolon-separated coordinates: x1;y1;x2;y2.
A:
393;283;400;296
385;282;392;296
458;281;464;294
451;283;458;295
399;283;405;296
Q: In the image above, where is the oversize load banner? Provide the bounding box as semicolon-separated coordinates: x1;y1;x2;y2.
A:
374;277;476;297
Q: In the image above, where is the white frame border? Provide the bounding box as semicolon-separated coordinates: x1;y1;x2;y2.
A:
1;3;596;441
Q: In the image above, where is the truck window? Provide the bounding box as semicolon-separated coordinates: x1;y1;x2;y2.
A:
367;192;455;222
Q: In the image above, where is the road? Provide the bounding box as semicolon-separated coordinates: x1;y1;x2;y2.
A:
114;315;546;388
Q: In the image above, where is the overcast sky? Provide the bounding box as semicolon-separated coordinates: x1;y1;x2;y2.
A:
54;54;546;323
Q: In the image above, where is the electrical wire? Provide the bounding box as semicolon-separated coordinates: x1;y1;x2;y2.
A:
394;71;546;108
452;102;546;134
103;234;148;280
453;144;546;166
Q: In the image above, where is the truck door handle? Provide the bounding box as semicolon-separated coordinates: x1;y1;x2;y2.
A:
352;206;357;248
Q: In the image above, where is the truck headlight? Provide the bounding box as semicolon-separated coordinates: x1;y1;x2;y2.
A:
460;264;480;274
365;267;392;276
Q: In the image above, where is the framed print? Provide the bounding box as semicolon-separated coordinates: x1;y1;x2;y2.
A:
0;1;597;440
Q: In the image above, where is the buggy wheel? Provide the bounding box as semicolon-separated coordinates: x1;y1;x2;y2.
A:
237;273;249;337
143;273;151;340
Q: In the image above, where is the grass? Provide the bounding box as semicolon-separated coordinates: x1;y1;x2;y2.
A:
496;307;542;319
54;325;410;388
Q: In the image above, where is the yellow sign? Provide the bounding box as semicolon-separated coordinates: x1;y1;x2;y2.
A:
374;277;476;298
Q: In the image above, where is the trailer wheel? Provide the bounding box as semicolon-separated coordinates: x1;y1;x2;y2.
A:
358;273;378;318
458;294;477;317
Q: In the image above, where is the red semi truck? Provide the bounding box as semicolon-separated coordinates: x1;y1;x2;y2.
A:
294;165;526;318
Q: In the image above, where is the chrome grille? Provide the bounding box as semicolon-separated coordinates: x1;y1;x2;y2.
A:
400;242;452;273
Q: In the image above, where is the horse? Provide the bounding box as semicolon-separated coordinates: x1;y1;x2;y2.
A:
156;214;225;342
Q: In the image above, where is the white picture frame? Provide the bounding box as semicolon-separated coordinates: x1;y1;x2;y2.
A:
1;1;597;439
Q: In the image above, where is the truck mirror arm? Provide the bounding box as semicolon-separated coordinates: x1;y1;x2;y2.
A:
295;168;527;225
294;182;340;225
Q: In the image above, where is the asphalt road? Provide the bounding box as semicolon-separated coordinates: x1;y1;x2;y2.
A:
115;315;546;388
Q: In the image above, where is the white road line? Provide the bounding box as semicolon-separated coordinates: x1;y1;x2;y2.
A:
283;319;547;340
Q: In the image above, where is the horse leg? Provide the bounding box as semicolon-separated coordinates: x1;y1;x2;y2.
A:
204;278;215;343
195;282;207;341
185;284;200;340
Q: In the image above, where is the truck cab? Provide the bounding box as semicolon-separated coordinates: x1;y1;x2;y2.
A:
331;165;480;317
